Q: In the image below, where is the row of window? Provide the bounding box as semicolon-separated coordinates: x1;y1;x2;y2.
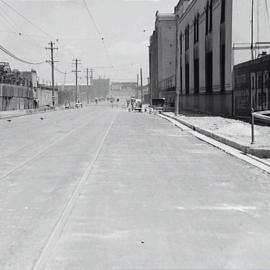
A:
179;0;225;54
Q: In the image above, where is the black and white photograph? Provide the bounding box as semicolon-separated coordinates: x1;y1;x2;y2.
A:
0;0;270;269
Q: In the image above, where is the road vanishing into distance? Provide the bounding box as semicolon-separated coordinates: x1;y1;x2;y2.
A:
0;105;270;270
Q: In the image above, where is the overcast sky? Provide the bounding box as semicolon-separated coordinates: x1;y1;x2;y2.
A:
0;0;177;85
0;0;269;85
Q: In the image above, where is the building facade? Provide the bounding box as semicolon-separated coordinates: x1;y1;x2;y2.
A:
92;78;110;99
0;84;34;111
36;85;58;108
234;54;270;117
150;0;260;116
149;12;177;102
0;65;59;111
174;0;233;115
110;82;138;103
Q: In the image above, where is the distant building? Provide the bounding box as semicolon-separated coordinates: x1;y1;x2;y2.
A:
149;12;177;102
234;54;270;117
20;70;38;88
79;85;93;103
58;80;109;105
0;65;59;111
36;84;58;108
93;78;110;99
110;82;138;103
0;84;34;111
0;65;35;111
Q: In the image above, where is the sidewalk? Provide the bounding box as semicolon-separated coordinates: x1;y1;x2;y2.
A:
163;112;270;159
0;107;59;120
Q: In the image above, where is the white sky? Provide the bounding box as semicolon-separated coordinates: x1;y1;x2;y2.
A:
0;0;269;85
0;0;176;85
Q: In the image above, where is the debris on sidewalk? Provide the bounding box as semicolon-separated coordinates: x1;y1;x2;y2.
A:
163;112;270;158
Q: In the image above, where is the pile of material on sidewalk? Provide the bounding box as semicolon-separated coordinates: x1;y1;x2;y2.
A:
164;112;270;158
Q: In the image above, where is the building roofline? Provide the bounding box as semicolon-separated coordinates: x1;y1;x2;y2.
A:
234;54;270;69
155;11;176;22
174;0;190;13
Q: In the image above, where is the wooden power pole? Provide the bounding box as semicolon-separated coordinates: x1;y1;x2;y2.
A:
72;59;81;103
46;41;58;107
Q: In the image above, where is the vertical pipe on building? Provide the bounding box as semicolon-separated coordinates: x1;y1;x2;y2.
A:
251;0;254;61
148;45;152;106
250;0;254;119
175;14;180;116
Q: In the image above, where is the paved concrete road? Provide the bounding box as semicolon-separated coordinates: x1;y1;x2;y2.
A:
1;106;270;270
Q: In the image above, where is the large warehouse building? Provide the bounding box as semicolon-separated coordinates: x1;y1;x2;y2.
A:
149;0;270;116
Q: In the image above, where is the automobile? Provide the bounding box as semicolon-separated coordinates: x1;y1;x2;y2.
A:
150;98;166;113
75;101;83;108
133;99;142;112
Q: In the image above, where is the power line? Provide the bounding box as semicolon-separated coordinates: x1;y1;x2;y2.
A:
0;8;48;52
54;66;70;75
0;43;45;65
81;0;102;38
0;0;57;41
81;0;114;67
265;0;270;31
0;8;19;33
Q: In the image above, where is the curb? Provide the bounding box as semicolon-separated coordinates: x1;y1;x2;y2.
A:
161;113;270;159
0;107;59;120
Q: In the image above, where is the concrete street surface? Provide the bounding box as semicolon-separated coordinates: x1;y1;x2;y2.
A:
0;106;270;270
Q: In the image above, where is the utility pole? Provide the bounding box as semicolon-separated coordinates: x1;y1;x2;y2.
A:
72;59;81;104
140;68;143;102
86;68;90;104
137;73;139;99
46;41;58;107
90;68;94;86
86;68;89;86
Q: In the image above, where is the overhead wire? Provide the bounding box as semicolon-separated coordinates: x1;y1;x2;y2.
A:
81;0;114;68
0;8;18;34
265;0;270;31
0;0;58;59
1;5;22;32
54;65;71;75
0;0;71;78
0;43;45;65
0;0;58;42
